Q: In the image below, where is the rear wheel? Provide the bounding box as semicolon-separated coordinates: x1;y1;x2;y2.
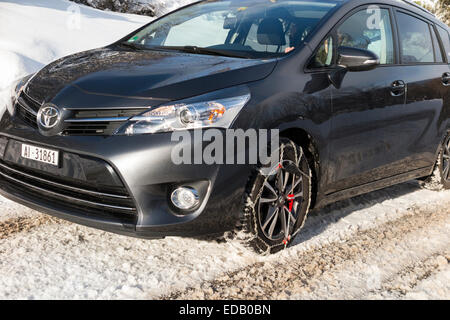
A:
240;138;312;254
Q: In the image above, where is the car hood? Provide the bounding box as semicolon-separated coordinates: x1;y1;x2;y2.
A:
25;46;277;107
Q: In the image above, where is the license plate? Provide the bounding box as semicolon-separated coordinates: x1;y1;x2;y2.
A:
21;143;59;166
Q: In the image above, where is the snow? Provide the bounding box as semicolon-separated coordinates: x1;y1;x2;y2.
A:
144;0;196;16
0;0;161;130
70;0;196;16
403;265;450;300
0;0;448;300
0;180;448;299
0;196;36;222
288;207;450;299
0;0;152;91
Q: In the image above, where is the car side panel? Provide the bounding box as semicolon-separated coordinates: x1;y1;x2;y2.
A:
327;66;407;193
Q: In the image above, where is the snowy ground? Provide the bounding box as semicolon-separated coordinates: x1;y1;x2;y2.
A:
0;0;449;300
0;181;449;299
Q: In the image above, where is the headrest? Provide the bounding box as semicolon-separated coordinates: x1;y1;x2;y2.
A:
257;18;286;46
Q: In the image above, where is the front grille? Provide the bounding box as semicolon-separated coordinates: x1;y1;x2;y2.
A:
0;160;137;220
13;91;148;136
62;121;123;136
21;91;41;111
71;109;146;119
16;102;38;128
62;108;146;136
15;92;40;128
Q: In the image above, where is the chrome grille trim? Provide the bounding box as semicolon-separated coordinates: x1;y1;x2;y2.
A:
62;108;146;135
16;101;38;128
22;91;43;108
64;107;149;111
65;117;130;123
17;99;37;116
15;92;41;128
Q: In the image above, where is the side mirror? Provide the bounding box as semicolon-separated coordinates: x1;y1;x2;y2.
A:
337;46;379;71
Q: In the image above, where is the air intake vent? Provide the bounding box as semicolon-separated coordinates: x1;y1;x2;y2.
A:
0;160;137;220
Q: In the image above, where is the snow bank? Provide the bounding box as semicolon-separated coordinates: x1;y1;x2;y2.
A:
0;0;152;92
70;0;196;16
150;0;196;16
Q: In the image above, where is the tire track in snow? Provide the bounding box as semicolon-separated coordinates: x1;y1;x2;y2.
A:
0;182;448;299
167;202;450;300
364;252;450;299
0;213;260;299
402;265;450;299
0;215;59;240
0;197;40;223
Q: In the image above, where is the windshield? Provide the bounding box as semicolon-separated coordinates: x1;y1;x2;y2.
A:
124;0;340;59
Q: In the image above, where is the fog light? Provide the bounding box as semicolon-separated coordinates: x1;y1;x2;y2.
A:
171;187;199;210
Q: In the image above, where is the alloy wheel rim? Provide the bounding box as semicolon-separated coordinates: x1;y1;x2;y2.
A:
443;136;450;182
257;159;304;241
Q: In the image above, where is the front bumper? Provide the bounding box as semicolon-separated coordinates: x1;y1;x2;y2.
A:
0;111;252;238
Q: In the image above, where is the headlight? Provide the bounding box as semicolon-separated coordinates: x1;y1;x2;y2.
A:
114;94;250;135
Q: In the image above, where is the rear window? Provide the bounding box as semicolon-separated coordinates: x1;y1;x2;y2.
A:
397;12;434;63
436;25;450;63
430;26;444;63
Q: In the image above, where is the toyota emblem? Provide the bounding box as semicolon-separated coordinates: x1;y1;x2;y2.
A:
37;104;60;129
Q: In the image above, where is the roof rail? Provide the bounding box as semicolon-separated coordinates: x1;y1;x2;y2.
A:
401;0;436;17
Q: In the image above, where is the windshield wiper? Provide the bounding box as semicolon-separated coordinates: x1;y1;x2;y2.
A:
153;46;250;59
119;41;147;51
119;43;251;58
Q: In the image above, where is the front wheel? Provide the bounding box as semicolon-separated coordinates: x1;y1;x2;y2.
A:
240;138;312;254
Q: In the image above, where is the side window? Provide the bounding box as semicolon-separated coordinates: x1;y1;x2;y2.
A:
396;12;434;63
430;26;444;63
337;8;395;64
309;36;334;68
436;25;450;63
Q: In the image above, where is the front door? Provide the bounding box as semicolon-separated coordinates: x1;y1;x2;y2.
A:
327;6;408;193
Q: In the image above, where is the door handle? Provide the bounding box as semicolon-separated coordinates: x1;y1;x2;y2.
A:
443;73;450;86
390;80;406;96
